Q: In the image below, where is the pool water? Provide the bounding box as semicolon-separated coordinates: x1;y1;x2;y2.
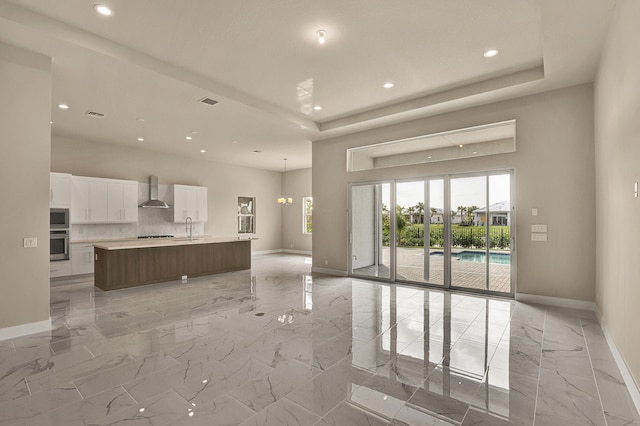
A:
432;251;511;264
455;251;510;264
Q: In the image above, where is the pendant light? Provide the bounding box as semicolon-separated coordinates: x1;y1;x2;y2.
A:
277;158;293;205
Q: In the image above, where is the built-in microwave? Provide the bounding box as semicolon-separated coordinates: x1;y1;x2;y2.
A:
50;208;70;229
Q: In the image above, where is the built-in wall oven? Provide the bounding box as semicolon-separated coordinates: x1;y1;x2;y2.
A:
50;230;69;261
50;208;70;261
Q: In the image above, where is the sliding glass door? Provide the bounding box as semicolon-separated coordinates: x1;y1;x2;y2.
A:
350;182;393;280
395;179;444;286
350;170;514;296
449;172;513;294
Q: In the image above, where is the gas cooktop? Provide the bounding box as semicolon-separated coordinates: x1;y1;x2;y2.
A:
137;235;174;239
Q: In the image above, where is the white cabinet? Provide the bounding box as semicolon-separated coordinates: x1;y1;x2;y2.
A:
72;176;138;224
196;188;208;222
50;260;71;278
50;172;72;208
71;243;94;275
107;182;138;223
72;177;108;223
172;185;207;223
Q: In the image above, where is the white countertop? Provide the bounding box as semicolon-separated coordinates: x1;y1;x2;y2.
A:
93;237;255;250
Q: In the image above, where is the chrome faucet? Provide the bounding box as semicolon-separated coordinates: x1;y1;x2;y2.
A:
185;216;193;241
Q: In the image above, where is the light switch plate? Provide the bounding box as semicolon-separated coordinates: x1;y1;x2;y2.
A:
23;237;37;248
531;233;547;241
531;224;547;232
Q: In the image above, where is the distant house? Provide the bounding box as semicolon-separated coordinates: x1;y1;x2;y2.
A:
472;201;510;226
430;208;444;224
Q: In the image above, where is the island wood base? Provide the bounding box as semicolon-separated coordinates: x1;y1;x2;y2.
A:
94;240;251;291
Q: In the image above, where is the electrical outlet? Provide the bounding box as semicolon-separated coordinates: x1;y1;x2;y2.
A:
532;208;538;216
23;237;37;248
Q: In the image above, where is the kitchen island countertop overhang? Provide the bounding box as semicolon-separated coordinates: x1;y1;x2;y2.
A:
93;236;256;250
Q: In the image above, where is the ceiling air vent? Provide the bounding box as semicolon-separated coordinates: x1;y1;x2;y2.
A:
199;97;219;106
85;111;105;118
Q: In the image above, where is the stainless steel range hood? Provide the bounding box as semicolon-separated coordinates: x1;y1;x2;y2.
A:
139;176;170;208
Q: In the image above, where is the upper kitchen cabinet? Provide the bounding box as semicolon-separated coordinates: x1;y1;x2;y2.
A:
72;177;108;223
172;184;208;223
72;176;138;224
50;172;72;208
107;181;138;223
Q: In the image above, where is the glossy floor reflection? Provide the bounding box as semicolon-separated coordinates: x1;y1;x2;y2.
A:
1;254;638;425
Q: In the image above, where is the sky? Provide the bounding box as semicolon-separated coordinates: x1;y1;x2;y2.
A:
385;173;510;210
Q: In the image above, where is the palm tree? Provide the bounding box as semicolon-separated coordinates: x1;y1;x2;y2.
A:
430;207;437;224
416;202;425;224
457;205;465;224
467;205;479;225
406;205;416;224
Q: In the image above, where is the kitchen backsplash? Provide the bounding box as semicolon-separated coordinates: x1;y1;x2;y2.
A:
70;183;205;241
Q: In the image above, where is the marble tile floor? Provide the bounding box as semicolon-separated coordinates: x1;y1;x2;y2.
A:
0;254;638;425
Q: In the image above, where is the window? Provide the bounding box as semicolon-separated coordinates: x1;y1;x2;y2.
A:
303;196;313;234
238;196;255;234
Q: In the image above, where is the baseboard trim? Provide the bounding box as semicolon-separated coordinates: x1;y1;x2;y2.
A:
253;249;313;256
515;293;595;311
594;307;640;415
252;249;284;255
0;318;51;342
282;249;312;256
311;267;348;276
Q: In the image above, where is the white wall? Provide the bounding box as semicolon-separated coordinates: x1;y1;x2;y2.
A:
351;185;376;269
52;136;283;252
594;0;640;392
0;43;51;332
280;168;312;253
313;84;596;301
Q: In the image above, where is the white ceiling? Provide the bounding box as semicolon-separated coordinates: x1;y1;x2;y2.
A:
0;0;615;171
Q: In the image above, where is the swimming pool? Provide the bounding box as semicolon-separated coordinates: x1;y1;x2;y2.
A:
432;251;511;264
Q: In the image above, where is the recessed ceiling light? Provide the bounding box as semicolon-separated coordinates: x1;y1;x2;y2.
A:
313;105;322;111
58;104;69;110
473;151;478;154
317;30;326;44
190;131;198;134
186;136;193;140
94;4;114;16
459;144;464;148
427;156;432;159
137;137;144;142
136;118;145;122
483;49;499;58
232;140;238;144
50;121;53;125
383;82;395;89
200;149;206;153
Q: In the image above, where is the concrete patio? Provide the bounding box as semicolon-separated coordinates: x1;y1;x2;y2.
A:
353;247;511;293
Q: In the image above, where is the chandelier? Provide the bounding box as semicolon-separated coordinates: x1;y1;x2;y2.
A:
277;158;293;205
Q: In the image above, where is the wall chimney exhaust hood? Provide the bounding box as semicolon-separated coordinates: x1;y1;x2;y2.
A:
139;176;170;208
